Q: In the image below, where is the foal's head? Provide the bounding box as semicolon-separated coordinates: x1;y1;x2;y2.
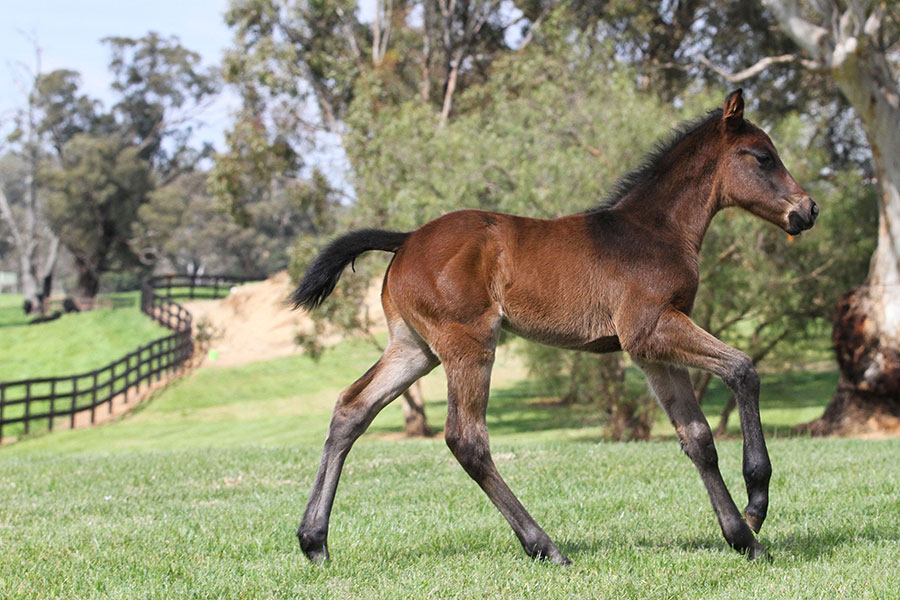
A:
716;89;818;235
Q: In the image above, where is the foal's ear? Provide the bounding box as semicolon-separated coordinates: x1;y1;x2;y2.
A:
722;88;744;131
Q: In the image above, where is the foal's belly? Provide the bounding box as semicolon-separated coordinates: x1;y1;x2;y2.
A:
499;316;621;354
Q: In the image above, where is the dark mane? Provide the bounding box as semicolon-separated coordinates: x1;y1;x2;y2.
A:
589;108;723;212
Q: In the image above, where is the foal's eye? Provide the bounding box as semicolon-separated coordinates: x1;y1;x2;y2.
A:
755;153;774;169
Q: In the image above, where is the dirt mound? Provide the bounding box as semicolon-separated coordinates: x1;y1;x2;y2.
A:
181;271;384;368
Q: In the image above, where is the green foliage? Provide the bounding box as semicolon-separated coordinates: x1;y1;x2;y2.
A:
207;108;304;227
136;169;323;278
17;33;220;298
45;136;153;296
103;32;219;172
345;50;685;228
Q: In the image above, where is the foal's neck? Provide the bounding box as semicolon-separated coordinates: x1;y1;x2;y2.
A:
614;135;722;255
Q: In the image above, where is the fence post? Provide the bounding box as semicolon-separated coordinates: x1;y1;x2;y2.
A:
24;382;31;435
70;376;78;429
89;371;97;424
49;379;56;431
0;385;5;441
125;353;131;404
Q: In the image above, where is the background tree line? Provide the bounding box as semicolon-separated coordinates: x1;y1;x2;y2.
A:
1;0;896;437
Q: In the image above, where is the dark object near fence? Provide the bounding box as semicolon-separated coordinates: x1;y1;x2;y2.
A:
0;274;253;441
28;311;62;325
63;297;80;313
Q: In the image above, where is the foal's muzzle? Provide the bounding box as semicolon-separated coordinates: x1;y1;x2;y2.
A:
786;196;818;235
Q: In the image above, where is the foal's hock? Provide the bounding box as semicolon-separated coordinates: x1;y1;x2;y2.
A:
292;89;818;565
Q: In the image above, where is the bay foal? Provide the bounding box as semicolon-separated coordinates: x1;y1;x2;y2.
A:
293;90;818;564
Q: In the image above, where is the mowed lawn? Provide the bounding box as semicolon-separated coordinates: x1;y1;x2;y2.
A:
1;339;899;599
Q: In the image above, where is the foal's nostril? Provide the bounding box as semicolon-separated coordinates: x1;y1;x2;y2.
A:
810;201;819;220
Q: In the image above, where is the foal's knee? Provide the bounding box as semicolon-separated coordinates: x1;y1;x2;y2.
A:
723;353;760;396
679;421;718;469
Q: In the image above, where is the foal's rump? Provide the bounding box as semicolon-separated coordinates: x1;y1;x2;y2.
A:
293;207;626;354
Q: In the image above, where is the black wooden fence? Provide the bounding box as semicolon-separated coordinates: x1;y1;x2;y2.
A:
0;274;254;441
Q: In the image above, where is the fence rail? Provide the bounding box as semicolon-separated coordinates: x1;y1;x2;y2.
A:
0;274;255;441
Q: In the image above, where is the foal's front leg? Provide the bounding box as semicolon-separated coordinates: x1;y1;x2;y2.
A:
641;309;772;534
634;359;768;559
627;309;772;557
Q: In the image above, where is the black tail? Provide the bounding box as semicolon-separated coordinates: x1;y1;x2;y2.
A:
291;229;410;310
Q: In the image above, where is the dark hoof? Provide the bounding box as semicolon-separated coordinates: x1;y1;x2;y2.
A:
746;541;772;563
528;545;572;565
744;510;764;534
298;529;330;564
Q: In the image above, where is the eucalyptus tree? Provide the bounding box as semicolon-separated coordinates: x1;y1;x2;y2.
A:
703;0;900;434
42;33;218;298
0;50;72;314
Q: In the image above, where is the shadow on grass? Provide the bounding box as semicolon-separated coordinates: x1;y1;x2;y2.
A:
556;523;900;564
368;367;838;440
492;368;840;438
484;379;607;436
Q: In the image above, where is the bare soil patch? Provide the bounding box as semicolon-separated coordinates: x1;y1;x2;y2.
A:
181;271;385;368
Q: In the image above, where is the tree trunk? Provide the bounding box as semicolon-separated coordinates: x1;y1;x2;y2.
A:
19;253;43;315
401;381;433;437
762;0;900;435
438;49;462;127
800;289;900;435
74;258;101;299
802;47;900;435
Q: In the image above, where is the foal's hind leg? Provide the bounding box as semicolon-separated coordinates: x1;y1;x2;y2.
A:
436;321;570;565
298;324;438;563
633;359;768;560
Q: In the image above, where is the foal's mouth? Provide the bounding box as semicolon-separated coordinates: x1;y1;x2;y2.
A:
785;197;818;235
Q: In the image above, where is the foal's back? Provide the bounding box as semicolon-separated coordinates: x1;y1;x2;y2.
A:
383;208;690;353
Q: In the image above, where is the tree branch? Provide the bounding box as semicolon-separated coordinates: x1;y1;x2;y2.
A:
698;53;812;82
761;0;833;62
0;186;26;250
517;2;556;52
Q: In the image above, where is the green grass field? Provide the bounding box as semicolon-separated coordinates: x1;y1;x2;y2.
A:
0;293;167;382
2;337;898;599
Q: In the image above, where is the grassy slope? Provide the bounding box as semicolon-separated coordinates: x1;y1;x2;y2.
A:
1;340;897;599
0;295;168;382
